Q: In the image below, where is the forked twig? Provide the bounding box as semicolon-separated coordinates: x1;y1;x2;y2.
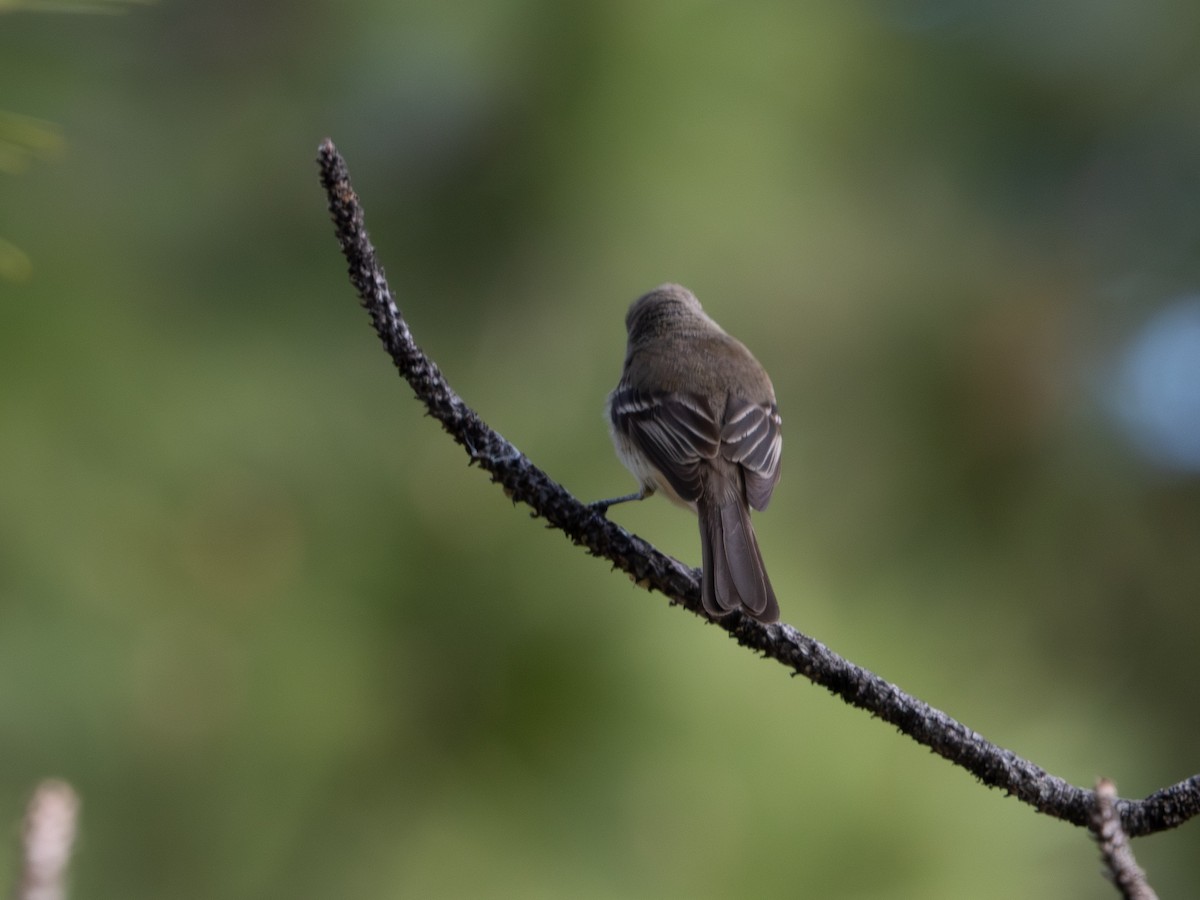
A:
1093;779;1159;899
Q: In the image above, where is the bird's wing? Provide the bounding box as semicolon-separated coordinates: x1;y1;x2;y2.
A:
609;386;720;503
720;397;782;511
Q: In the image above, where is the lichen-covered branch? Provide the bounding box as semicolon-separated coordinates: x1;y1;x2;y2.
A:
316;137;1200;840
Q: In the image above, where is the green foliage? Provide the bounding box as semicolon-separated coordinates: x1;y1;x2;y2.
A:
2;1;1199;897
0;0;150;13
0;112;62;280
0;111;64;174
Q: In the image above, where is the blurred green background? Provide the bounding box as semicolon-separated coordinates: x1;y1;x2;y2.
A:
3;0;1199;896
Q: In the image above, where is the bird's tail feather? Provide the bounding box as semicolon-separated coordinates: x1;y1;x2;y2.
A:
699;499;778;623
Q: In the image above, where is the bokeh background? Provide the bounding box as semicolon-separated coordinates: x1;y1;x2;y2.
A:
3;0;1199;896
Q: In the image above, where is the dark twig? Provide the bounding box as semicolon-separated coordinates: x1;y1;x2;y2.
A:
316;137;1200;839
1093;779;1159;899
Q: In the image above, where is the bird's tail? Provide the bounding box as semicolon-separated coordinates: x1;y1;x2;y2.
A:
699;498;778;623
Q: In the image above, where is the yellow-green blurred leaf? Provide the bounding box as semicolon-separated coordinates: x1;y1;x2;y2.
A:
0;237;32;281
0;111;64;173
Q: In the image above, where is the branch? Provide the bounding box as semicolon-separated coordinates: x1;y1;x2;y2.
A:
1093;779;1159;899
316;137;1200;839
16;780;78;900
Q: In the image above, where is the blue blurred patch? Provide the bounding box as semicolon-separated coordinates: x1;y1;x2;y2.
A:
1114;297;1200;472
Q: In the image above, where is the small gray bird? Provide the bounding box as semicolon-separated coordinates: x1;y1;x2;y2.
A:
595;283;782;623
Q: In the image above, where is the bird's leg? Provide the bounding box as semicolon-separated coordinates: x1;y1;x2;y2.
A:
590;487;652;516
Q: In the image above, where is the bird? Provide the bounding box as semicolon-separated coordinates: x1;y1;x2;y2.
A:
594;283;782;623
